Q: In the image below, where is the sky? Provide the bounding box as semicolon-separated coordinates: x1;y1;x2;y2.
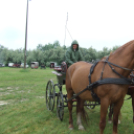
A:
0;0;134;51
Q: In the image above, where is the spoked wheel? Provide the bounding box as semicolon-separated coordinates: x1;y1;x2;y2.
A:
46;80;55;111
57;92;64;121
85;101;96;109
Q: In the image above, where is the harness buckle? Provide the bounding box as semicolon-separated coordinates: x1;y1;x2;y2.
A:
87;85;90;89
112;67;114;70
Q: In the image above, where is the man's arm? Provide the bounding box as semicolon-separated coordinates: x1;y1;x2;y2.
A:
79;51;85;61
65;51;74;65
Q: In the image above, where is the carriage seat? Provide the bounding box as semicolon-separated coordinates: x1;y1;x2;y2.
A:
51;62;68;85
52;62;68;76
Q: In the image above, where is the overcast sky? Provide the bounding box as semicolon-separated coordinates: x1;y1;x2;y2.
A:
0;0;134;51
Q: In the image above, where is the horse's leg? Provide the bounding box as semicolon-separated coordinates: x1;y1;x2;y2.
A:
76;97;85;130
108;104;113;124
100;98;110;134
67;90;74;130
118;111;122;124
112;99;124;134
66;70;74;130
108;104;121;124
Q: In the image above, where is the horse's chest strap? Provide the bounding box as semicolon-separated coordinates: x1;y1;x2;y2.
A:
67;78;131;102
87;78;132;101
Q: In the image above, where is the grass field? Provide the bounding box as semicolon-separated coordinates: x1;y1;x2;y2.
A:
0;67;133;134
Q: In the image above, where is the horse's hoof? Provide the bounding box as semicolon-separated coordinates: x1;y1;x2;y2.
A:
69;127;73;130
118;120;121;124
69;125;74;130
78;125;85;130
108;120;112;124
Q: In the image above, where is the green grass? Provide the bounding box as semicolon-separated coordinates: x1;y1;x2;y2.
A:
0;67;133;134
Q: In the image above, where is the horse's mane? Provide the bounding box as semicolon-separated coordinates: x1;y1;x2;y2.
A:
112;40;134;55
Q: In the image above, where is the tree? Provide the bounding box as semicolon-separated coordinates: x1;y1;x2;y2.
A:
37;44;43;51
53;40;60;48
112;46;119;52
0;40;121;67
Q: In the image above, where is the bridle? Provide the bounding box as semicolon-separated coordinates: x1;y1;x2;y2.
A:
99;56;134;79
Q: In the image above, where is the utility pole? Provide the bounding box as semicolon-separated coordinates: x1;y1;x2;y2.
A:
24;0;29;69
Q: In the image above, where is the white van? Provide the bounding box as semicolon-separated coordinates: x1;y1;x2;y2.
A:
8;63;14;67
31;62;39;69
20;63;29;68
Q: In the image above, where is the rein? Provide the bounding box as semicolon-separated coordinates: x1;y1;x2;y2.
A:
104;60;134;72
125;96;132;100
67;56;133;102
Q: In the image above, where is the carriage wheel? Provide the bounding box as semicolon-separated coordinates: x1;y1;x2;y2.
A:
85;101;96;109
57;92;64;121
46;80;55;111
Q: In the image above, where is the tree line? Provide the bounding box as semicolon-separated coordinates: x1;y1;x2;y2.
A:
0;41;119;67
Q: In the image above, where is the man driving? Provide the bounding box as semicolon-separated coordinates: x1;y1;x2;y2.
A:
65;40;84;67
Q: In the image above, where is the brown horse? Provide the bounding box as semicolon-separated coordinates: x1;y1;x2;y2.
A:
66;40;134;134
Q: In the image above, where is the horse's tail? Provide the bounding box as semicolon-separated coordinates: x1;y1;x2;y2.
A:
76;97;89;125
66;67;72;91
81;103;89;126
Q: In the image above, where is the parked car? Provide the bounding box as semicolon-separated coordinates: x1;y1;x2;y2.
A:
8;63;14;67
0;63;5;67
40;64;46;69
20;63;29;68
50;62;57;68
12;63;21;68
31;62;39;69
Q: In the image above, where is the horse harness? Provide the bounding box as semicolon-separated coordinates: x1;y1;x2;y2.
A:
67;56;134;102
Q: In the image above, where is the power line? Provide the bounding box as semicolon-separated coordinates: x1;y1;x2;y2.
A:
63;12;74;61
66;26;73;41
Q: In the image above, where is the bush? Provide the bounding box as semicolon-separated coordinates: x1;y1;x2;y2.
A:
46;62;50;67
